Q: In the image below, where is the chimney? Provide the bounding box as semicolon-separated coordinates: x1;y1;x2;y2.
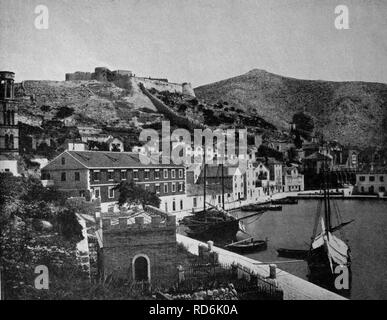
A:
135;216;144;226
166;215;176;226
151;215;162;226
102;218;111;229
118;217;127;228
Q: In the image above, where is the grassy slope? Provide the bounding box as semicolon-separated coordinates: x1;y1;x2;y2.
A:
195;69;387;148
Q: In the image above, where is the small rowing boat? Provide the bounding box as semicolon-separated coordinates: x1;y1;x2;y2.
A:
225;237;268;254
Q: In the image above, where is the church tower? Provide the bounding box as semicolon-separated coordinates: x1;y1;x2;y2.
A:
0;71;19;155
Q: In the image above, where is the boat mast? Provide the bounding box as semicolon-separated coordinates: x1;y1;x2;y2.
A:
203;142;206;213
322;139;331;238
221;160;225;210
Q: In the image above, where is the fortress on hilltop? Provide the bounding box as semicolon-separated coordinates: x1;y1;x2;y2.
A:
65;67;195;97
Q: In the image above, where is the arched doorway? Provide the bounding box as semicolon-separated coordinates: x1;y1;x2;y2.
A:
132;254;150;282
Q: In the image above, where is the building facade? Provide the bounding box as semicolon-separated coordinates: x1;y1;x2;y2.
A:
0;71;19;175
41;150;186;213
283;166;305;192
355;173;387;195
102;214;177;287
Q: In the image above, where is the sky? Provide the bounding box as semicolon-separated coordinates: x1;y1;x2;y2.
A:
0;0;386;86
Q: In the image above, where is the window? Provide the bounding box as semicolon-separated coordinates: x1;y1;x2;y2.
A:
61;172;66;181
145;184;150;191
164;169;168;179
172;200;176;211
164;184;168;193
155;170;160;179
369;176;375;182
74;172;80;181
93;171;100;181
108;187;114;199
359;176;365;182
171;169;176;179
144;170;150;180
180;200;183;210
165;203;168;212
79;191;85;197
172;183;176;192
133;170;139;180
379;186;385;192
193;197;197;208
108;171;114;181
121;170;126;180
218;195;221;203
95;188;100;198
155;184;160;194
179;169;183;178
380;176;384;182
179;182;184;192
61;157;65;165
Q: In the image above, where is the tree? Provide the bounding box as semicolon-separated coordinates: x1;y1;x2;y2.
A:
292;112;314;140
294;131;303;149
113;180;161;208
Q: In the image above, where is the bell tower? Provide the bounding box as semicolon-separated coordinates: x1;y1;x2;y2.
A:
0;71;19;155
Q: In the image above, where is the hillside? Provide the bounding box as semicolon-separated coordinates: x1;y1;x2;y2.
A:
15;80;158;127
195;69;387;149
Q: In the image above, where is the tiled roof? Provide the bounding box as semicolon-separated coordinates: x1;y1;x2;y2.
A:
67;151;184;169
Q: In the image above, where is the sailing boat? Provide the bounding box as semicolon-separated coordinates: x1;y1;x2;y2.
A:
182;159;241;243
307;146;352;297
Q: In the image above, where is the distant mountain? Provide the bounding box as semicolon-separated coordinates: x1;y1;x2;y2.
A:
195;69;387;149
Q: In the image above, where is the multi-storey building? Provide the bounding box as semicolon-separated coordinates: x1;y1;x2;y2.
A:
283;166;304;192
41;150;186;213
0;71;19;175
355;172;387;195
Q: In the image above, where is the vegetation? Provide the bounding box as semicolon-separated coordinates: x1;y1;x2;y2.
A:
113;180;161;208
55;106;74;119
292;112;315;140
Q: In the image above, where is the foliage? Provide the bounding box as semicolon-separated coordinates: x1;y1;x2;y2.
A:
292;112;314;139
55;106;74;119
113;180;161;208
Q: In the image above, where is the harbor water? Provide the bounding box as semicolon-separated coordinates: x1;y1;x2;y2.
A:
234;199;387;300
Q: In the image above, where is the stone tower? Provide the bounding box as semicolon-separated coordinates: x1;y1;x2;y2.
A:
0;71;19;155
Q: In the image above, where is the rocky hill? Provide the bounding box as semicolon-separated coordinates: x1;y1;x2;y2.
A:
195;69;387;149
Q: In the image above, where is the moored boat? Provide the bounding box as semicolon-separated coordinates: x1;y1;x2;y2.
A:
307;144;353;297
271;197;298;205
225;237;268;254
241;204;281;211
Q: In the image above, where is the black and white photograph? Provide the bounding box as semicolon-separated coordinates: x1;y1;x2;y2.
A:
0;0;386;306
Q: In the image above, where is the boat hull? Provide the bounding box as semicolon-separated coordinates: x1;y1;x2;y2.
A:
227;240;267;254
307;246;352;297
185;219;240;244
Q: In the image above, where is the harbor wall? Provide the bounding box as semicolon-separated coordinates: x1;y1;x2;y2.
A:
176;234;346;300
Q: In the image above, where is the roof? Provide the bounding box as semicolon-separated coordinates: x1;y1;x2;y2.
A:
304;151;332;161
44;150;184;170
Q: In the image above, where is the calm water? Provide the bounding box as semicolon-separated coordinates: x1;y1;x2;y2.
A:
234;200;387;300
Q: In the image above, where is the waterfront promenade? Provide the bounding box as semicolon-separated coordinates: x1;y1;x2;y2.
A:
177;234;346;300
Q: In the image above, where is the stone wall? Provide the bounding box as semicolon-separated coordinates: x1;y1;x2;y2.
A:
65;67;196;97
102;215;177;287
177;234;346;300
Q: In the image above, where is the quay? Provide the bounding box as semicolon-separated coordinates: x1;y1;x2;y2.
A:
177;234;346;300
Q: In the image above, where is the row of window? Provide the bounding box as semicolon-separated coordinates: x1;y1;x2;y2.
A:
360;186;386;193
359;175;384;182
91;168;184;182
92;182;185;200
164;199;185;212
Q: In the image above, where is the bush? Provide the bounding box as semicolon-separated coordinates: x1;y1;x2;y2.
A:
56;106;74;119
